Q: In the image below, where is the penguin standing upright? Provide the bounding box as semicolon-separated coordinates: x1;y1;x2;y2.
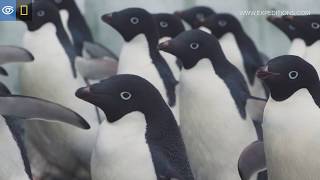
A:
76;74;194;180
201;14;268;99
267;15;306;57
18;1;98;179
159;30;260;180
284;15;320;74
257;55;320;180
174;6;215;29
48;0;118;59
101;8;179;120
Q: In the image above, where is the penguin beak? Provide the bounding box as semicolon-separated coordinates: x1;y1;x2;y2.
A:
256;66;280;80
75;86;91;99
101;13;113;24
158;40;171;51
267;15;280;22
283;15;294;21
174;11;183;18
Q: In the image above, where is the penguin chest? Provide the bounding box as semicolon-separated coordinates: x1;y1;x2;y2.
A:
288;38;307;57
304;41;320;75
263;89;320;180
92;112;157;180
0;117;30;180
180;59;256;180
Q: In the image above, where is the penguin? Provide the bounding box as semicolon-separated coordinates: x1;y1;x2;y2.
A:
201;13;268;99
101;8;179;121
17;1;99;178
174;6;215;29
48;0;118;59
0;82;90;180
283;15;320;75
256;55;320;180
152;13;185;78
159;30;261;180
267;15;307;57
76;74;194;180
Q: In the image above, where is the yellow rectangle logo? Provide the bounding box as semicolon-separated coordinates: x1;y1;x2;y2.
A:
20;4;28;16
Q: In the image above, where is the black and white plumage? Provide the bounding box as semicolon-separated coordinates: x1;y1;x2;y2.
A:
174;6;215;29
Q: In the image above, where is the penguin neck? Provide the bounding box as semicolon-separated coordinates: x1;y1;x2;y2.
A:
144;100;179;140
55;21;77;78
307;83;320;108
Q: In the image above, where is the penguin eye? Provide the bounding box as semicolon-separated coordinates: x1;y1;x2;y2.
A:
37;10;46;17
190;42;199;50
130;17;140;25
218;20;227;27
54;0;63;4
288;24;296;31
120;91;132;100
196;13;205;22
288;71;299;80
160;21;168;28
311;22;320;29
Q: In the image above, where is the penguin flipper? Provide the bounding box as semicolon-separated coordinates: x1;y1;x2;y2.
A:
75;56;118;80
0;95;90;129
83;41;118;60
238;141;266;180
0;66;8;76
246;97;267;124
0;46;34;65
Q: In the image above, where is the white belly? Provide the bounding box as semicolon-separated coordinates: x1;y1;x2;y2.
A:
59;10;73;44
91;112;157;180
288;38;307;57
180;59;257;180
21;24;98;165
220;33;266;98
263;89;320;180
303;41;320;75
0;117;30;180
118;34;179;122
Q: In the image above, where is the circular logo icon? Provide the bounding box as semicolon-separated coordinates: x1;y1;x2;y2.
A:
2;6;14;15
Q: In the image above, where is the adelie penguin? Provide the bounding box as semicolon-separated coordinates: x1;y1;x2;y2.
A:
17;1;99;179
267;15;307;57
252;55;320;180
101;8;179;121
159;30;265;180
0;71;89;180
76;74;194;180
174;6;215;29
284;15;320;75
201;13;268;100
48;0;118;59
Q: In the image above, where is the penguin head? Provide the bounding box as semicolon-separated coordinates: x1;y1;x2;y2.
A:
102;8;157;42
17;1;61;31
153;13;185;39
202;13;243;38
159;29;223;69
76;74;165;123
49;0;76;10
257;55;319;101
267;16;302;41
175;6;215;29
283;15;320;45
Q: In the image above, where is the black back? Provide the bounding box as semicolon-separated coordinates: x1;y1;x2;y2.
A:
267;16;304;41
101;8;178;106
75;74;194;179
160;30;252;119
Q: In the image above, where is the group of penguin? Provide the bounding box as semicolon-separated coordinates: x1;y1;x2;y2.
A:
0;0;320;180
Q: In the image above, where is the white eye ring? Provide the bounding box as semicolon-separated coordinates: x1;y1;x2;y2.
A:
190;42;199;50
54;0;63;4
288;71;299;79
288;24;296;31
311;22;320;29
196;13;205;21
130;17;139;24
160;21;168;28
37;10;45;17
120;91;132;100
218;20;227;27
